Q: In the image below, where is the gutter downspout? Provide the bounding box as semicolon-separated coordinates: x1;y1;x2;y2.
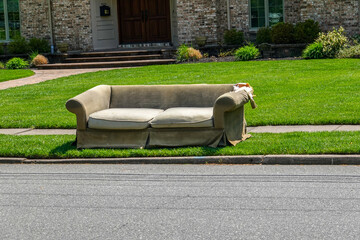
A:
227;0;231;30
48;0;54;54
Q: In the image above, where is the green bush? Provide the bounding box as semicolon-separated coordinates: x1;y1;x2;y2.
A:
256;27;272;44
234;44;260;61
0;43;4;55
337;45;360;58
218;49;235;57
28;51;39;62
176;44;190;62
302;42;324;59
224;29;244;45
294;19;321;43
0;62;4;69
7;36;30;54
270;22;295;44
316;26;348;58
29;38;51;53
5;57;29;69
351;34;360;44
176;44;202;62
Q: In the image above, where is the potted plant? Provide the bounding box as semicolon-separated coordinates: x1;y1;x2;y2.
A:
195;36;207;47
57;43;69;53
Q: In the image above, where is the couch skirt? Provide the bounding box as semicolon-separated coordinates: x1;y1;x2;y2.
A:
76;127;250;149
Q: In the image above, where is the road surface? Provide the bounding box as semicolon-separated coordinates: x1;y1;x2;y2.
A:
1;164;360;239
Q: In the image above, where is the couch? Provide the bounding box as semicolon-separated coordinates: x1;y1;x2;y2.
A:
65;84;255;149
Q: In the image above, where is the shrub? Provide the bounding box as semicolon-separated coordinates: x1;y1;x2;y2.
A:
5;57;29;69
337;45;360;58
28;51;39;62
29;38;51;53
316;26;348;58
302;42;324;59
270;22;295;44
234;44;260;61
256;27;272;44
7;36;30;54
294;19;321;43
0;43;4;55
224;29;244;45
176;45;189;62
31;54;49;66
218;49;235;57
187;47;203;60
0;62;4;69
351;34;360;44
176;45;202;62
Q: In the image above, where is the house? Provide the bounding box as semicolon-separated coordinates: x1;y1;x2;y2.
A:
1;0;359;51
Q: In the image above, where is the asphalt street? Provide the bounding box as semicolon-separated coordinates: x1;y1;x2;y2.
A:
1;164;360;240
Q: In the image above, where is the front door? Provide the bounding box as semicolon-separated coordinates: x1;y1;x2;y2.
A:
118;0;171;44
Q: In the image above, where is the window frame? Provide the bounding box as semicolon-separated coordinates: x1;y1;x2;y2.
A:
249;0;285;30
0;0;20;42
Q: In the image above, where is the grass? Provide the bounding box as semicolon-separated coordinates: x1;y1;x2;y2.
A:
0;69;34;83
0;132;359;158
0;59;359;128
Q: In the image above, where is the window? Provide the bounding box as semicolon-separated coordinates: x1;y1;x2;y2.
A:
250;0;283;28
0;0;20;41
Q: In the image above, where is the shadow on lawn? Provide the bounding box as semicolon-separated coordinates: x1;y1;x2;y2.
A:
48;140;225;158
49;141;77;158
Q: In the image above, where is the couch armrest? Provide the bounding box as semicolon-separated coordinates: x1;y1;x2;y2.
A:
66;85;111;130
213;90;250;129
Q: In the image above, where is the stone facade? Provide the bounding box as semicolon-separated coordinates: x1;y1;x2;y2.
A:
20;0;93;51
19;0;360;51
20;0;51;41
176;0;218;45
298;0;359;34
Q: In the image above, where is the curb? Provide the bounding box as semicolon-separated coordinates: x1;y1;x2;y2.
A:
1;155;360;165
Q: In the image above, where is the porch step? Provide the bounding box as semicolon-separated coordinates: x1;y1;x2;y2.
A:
68;49;166;58
37;59;176;69
64;54;162;63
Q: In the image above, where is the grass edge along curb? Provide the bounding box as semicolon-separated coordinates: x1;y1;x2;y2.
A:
2;155;360;165
0;131;359;159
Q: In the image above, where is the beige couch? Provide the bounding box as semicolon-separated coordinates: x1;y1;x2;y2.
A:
66;84;254;149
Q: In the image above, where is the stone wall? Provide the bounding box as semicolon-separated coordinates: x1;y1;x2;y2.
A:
20;0;51;41
20;0;93;51
175;0;359;46
20;0;359;51
51;1;93;51
284;0;301;24
298;0;359;35
176;0;218;45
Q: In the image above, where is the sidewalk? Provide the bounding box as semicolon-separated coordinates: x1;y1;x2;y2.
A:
1;125;360;135
0;68;121;90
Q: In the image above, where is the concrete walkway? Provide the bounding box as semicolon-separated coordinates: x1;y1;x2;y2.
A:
0;68;121;90
1;125;359;135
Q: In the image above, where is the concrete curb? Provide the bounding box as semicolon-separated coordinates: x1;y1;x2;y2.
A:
1;155;360;165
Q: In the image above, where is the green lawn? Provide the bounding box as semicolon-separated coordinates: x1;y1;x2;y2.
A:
0;132;359;158
0;59;359;128
0;69;34;83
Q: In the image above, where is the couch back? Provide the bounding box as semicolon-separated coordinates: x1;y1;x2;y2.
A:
110;84;234;109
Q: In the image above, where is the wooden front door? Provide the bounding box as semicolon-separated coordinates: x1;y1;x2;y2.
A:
118;0;171;43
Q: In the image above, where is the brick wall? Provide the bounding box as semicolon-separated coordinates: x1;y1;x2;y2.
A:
20;0;93;51
298;0;359;35
20;0;51;41
20;0;359;51
176;0;218;45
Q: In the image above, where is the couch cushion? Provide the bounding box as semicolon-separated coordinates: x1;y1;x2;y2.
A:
88;108;164;130
150;107;214;128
